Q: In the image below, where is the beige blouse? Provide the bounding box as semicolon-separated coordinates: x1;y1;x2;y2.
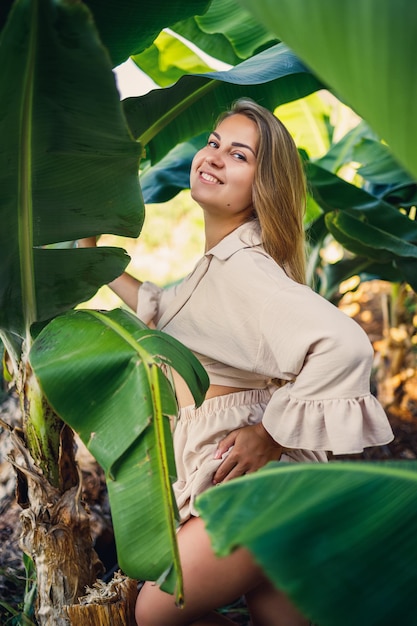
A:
137;220;393;455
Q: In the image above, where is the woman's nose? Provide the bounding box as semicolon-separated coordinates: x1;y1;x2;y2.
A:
205;152;224;167
206;155;223;168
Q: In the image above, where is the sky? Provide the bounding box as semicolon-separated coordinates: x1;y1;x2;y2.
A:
113;58;158;99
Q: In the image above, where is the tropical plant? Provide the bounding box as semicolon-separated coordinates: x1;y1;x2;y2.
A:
2;0;417;624
197;459;417;626
240;0;417;182
0;0;211;623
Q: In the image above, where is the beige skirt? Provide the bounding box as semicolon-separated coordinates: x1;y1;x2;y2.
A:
173;388;327;523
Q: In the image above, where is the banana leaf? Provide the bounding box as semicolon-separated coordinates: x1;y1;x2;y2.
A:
0;1;13;30
171;14;241;67
316;256;404;303
306;162;417;290
84;0;212;67
316;125;417;208
132;31;214;89
0;0;143;348
316;121;379;175
354;139;416;188
176;0;278;63
353;140;417;209
197;460;417;626
307;162;417;240
241;0;417;180
30;307;209;599
124;42;324;164
325;211;417;263
276;93;332;159
141;135;206;204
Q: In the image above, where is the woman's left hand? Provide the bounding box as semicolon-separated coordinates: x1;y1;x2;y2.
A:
212;423;283;484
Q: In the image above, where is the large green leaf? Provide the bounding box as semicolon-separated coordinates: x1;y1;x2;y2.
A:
197;460;417;625
189;0;278;60
316;124;417;209
141;135;206;204
172;0;279;66
0;0;144;340
84;0;212;67
132;31;213;88
325;211;417;263
124;42;324;163
240;0;417;180
171;14;241;67
30;307;209;598
319;257;404;302
353;139;417;210
354;139;416;188
276;93;332;159
0;0;13;31
307;161;417;290
307;162;417;241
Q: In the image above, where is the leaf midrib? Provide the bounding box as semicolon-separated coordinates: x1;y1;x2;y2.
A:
19;0;38;344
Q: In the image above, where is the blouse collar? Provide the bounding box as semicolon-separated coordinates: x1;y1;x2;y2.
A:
206;219;262;261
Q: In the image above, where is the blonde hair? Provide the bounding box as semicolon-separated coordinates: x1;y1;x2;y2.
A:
218;98;307;284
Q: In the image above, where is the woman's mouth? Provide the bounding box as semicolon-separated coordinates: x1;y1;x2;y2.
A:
200;171;223;184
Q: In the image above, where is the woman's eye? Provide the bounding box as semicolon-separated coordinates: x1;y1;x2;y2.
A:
233;152;246;161
208;139;218;148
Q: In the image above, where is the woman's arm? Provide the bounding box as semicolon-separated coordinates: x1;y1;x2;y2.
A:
77;237;142;312
258;286;394;455
108;273;142;312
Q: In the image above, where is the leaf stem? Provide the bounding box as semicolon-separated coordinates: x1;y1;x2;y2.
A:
138;79;216;146
149;364;184;606
18;0;38;346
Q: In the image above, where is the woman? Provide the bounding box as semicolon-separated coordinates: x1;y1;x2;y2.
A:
80;99;393;626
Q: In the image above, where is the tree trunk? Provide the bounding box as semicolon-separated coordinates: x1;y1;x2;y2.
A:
8;426;103;626
65;571;138;626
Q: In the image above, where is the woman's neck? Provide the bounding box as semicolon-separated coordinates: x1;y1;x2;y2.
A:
203;213;248;252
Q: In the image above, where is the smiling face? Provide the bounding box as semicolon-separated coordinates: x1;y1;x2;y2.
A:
190;114;259;224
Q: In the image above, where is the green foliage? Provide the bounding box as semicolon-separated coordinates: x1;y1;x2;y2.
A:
132;31;213;88
2;0;417;616
305;158;417;295
84;0;211;67
0;554;36;626
197;460;417;625
173;0;279;65
30;308;208;598
240;0;417;181
0;0;211;606
125;42;323;163
0;0;143;353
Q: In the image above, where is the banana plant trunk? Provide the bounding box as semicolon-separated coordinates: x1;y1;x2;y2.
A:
64;572;137;626
8;364;104;626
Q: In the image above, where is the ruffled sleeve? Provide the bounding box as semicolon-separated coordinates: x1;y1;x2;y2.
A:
258;285;394;455
136;281;181;325
263;386;393;454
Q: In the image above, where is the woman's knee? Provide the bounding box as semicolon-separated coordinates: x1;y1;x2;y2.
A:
135;581;184;626
135;584;160;626
134;591;151;626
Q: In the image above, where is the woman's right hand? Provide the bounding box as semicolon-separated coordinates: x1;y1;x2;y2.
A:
76;236;142;313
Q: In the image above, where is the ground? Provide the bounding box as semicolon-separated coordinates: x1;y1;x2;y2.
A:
0;280;416;624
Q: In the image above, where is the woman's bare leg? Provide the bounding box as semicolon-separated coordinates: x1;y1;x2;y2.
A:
245;578;309;626
188;613;238;625
135;516;263;626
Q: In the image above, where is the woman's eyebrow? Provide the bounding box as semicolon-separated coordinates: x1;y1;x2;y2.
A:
211;131;256;156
